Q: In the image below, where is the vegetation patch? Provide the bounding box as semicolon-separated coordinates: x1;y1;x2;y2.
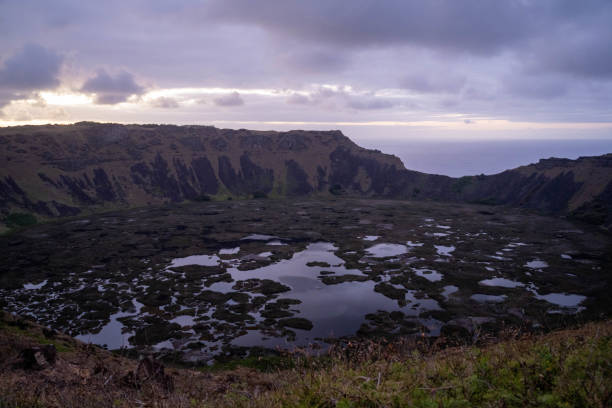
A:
306;261;331;267
233;279;291;295
278;317;314;331
374;282;407;300
0;312;610;408
319;274;370;285
4;212;37;229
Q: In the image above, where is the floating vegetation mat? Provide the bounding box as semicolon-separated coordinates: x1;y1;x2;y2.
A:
1;198;609;363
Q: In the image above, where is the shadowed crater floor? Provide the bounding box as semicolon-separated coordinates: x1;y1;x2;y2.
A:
0;198;610;363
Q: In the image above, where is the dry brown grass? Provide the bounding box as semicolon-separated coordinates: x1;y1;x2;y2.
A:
1;312;610;408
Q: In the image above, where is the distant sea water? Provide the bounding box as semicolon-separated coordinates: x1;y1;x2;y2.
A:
356;138;612;177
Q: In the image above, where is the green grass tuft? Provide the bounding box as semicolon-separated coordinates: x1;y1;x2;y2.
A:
4;213;37;229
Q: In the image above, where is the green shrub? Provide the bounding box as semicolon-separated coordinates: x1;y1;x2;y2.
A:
193;194;211;202
4;212;37;228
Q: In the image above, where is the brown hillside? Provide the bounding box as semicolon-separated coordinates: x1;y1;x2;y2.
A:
1;122;611;228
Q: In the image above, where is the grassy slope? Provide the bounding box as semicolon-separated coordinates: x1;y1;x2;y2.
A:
0;311;610;408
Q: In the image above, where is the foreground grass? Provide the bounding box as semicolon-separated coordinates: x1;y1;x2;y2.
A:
0;318;610;407
256;328;611;408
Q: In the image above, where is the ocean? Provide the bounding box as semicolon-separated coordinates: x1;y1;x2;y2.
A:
355;138;612;177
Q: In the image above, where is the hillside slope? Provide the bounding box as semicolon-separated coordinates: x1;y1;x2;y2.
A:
1;311;610;408
448;154;612;227
0;122;405;218
1;122;610;228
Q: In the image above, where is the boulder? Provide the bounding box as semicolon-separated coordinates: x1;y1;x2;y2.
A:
19;344;57;370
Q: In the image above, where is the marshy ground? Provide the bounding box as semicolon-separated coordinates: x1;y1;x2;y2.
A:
0;198;610;364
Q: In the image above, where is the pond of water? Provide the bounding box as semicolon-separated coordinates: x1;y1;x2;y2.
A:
365;243;409;258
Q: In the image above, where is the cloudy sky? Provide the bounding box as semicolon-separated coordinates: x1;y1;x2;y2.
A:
1;0;612;142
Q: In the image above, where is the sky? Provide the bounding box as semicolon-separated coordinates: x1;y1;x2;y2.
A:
1;0;612;155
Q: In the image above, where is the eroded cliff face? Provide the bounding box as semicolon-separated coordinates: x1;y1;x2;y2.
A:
446;155;612;226
0;122;405;218
0;122;610;228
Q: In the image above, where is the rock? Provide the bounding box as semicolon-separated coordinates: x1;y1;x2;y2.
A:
121;356;174;393
278;317;314;330
20;344;57;369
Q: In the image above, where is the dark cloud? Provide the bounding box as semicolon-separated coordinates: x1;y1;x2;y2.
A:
207;0;541;55
1;1;611;125
531;29;612;79
80;69;144;104
213;92;244;107
206;0;612;86
0;43;63;90
0;43;63;108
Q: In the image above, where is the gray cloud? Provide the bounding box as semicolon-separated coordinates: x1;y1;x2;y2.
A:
0;92;13;110
206;0;612;86
530;29;612;79
150;96;179;109
80;69;144;104
286;86;397;111
400;73;466;94
346;98;395;110
213;92;244;107
305;85;357;104
0;43;63;108
0;1;611;126
286;93;310;105
285;86;351;107
0;43;63;90
283;49;349;74
207;0;540;55
505;75;568;99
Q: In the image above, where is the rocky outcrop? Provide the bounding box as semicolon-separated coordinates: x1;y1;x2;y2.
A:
0;122;610;228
